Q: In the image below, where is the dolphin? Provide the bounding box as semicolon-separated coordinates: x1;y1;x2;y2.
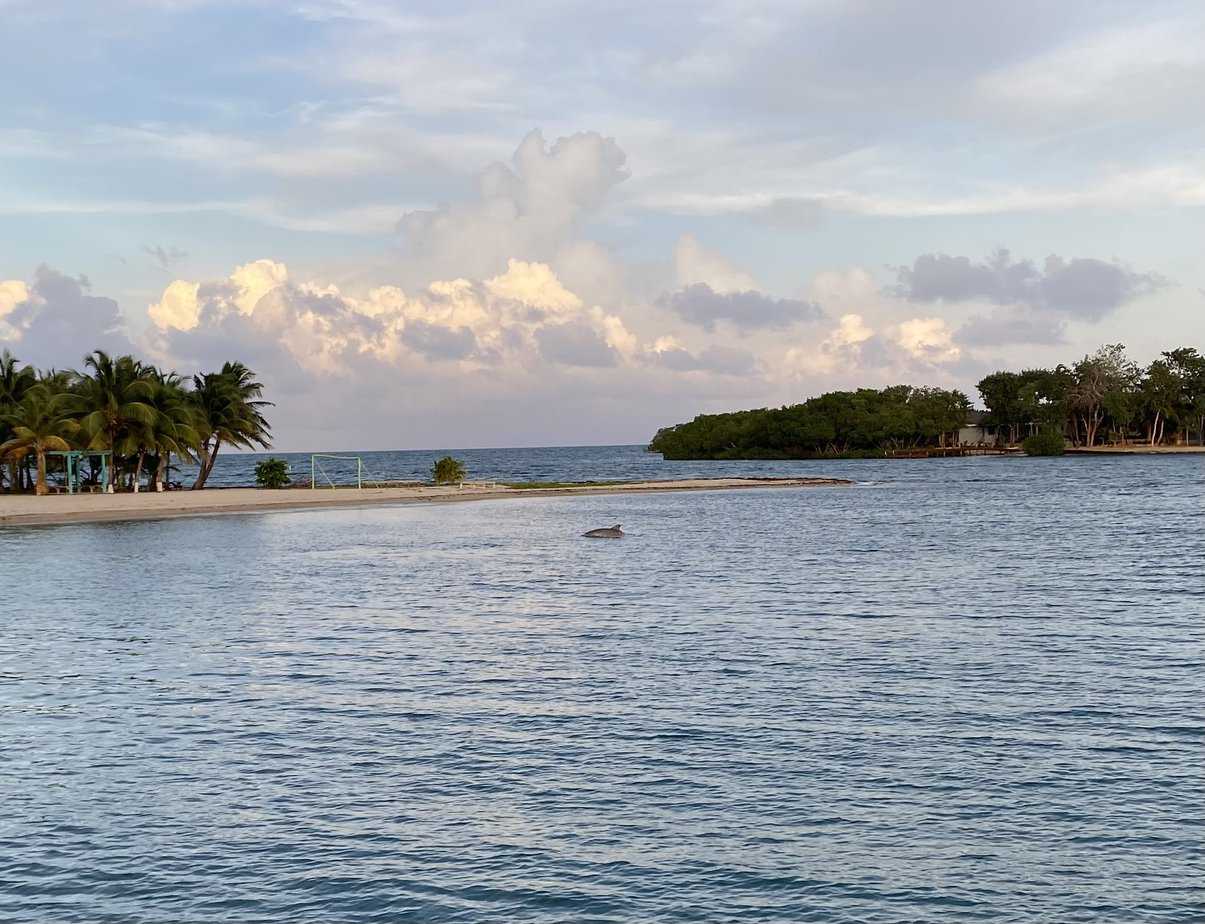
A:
583;523;624;539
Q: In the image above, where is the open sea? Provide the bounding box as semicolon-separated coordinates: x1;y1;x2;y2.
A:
1;446;1202;922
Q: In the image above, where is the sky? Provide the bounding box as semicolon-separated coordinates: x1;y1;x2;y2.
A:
1;0;1203;450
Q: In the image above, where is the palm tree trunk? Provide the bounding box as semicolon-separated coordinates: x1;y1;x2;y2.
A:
192;437;221;490
133;451;145;493
156;453;168;492
107;426;118;492
192;441;210;490
35;448;48;496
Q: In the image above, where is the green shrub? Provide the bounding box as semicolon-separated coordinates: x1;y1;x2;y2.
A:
431;456;467;484
1022;429;1066;456
254;457;291;488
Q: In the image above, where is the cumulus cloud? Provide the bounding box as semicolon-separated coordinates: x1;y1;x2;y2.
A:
673;233;758;292
787;313;876;376
657;282;823;332
893;249;1163;320
784;310;969;384
397;129;629;284
401;320;477;361
650;340;757;375
0;266;133;367
144;257;646;381
893;316;961;363
535;320;617;367
0;280;30;335
955;308;1068;346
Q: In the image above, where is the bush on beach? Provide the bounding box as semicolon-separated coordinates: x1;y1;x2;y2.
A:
1022;430;1066;456
431;456;467;485
254;457;291;488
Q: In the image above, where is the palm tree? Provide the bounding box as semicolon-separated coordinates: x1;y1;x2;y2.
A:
0;384;78;495
70;351;156;492
0;351;38;492
190;362;272;489
143;370;202;491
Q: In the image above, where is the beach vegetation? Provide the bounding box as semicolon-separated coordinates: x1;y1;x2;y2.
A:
651;342;1205;459
0;384;79;495
648;385;972;460
0;349;272;494
432;456;466;484
254;457;291;489
1021;429;1066;457
190;362;273;490
977;344;1205;448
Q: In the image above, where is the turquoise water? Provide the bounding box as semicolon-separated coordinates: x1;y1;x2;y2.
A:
2;450;1203;921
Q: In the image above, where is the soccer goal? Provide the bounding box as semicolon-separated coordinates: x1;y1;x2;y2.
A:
310;454;363;489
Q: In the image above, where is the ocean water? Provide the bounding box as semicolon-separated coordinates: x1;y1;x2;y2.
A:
180;443;929;487
1;449;1203;922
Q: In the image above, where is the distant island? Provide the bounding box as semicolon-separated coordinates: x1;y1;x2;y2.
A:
649;343;1205;459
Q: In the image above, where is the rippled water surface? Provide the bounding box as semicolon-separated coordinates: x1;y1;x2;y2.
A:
2;450;1203;922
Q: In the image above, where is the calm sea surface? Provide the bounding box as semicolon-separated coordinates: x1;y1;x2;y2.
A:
2;448;1203;922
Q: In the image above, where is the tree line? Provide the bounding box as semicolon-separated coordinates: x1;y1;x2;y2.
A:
978;344;1205;448
1;349;271;495
648;343;1205;460
649;385;973;459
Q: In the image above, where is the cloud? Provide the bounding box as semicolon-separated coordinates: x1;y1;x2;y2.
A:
144;257;645;381
974;19;1205;126
893;316;961;363
484;258;581;313
893;249;1164;320
673;233;758;292
143;243;187;270
0;266;133;368
0;280;29;325
401;319;477;361
657;282;823;332
748;197;826;229
650;341;757;376
397;129;629;283
535;320;617;367
955;309;1067;346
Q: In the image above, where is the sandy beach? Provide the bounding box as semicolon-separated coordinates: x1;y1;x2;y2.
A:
0;477;850;528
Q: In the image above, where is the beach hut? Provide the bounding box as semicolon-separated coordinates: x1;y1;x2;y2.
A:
45;450;112;494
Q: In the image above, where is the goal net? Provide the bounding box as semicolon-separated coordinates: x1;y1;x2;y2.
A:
310;454;363;489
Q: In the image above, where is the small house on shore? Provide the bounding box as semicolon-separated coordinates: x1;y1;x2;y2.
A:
957;410;998;446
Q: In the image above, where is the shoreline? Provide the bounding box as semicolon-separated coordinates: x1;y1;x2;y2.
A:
0;477;851;528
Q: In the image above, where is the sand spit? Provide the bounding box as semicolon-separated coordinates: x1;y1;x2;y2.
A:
0;477;851;528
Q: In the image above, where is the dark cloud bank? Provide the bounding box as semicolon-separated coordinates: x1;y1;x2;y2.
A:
893;249;1166;345
658;283;823;332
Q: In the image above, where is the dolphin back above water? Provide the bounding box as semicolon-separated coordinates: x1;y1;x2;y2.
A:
583;524;624;539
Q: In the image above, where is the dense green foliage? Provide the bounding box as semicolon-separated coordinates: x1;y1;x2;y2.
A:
431;456;467;484
1021;430;1066;457
254;457;291;489
0;349;272;494
978;344;1205;447
649;386;972;459
651;343;1205;460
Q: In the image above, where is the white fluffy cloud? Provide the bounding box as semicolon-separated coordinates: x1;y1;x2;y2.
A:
0;267;133;367
894;317;961;363
397;129;629;287
673;233;758;293
145;257;641;379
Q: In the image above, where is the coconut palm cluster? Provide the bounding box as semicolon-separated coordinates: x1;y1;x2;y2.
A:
0;350;270;496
